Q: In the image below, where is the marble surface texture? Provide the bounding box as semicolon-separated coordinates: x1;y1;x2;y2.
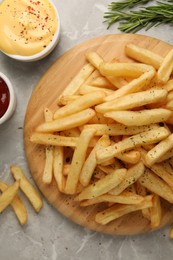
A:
0;0;173;259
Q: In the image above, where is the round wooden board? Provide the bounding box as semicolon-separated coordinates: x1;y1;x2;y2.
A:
24;34;173;235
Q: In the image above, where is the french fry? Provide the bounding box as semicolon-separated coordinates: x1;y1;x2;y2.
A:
85;52;129;88
53;146;65;192
11;165;43;212
125;44;163;69
57;63;95;104
65;128;96;194
62;128;81;137
79;85;114;96
57;95;81;106
95;195;153;225
75;168;127;201
145;133;173;165
44;107;53;122
104;68;156;101
139;148;173;190
135;180;151;220
96;127;170;164
165;79;173;92
115;150;141;164
0;181;20;213
30;133;78;147
91;76;114;88
83;123;159;136
150;194;162;229
138;168;173;203
54;91;105;119
109;162;145;196
157;49;173;84
79;135;110;187
96;88;167;113
99;62;154;78
104;109;171;127
80;191;144;207
36;108;96;133
0;182;27;225
42;145;54;184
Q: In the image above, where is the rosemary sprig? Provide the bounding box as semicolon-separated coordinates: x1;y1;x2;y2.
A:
107;0;151;11
104;1;173;33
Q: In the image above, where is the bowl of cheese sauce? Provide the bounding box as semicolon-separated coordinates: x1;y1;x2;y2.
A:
0;0;60;61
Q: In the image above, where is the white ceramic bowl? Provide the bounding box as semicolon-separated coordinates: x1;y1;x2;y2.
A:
1;0;60;62
0;72;16;125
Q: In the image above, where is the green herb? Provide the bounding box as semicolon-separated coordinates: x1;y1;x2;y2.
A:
104;0;173;33
107;0;151;11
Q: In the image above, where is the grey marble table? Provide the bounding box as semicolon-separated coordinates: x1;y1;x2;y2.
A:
0;1;173;259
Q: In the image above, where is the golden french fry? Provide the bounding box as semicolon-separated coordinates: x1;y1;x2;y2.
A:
79;135;110;187
165;79;173;92
30;133;78;147
99;61;153;78
62;128;81;137
75;168;127;201
157;49;173;84
95;195;153;225
65;128;96;194
104;68;155;101
114;150;141;164
53;146;65;192
139;148;173;190
58;63;95;104
84;123;159;136
145;133;173;166
42;145;54;184
109;162;145;195
0;181;20;213
79;85;114;96
125;44;163;69
11;165;43;213
36;108;96;133
138;168;173;203
57;95;81;106
91;76;114;88
80;191;144;207
150;194;162;229
96;127;170;164
0;182;27;225
85;52;129;88
104;109;171;127
96;88;167;113
54;91;105;119
135;180;151;220
44;107;53;122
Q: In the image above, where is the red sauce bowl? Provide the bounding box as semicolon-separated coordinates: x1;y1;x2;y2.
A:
0;72;16;124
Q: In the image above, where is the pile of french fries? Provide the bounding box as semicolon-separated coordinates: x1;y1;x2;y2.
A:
31;43;173;237
0;165;43;225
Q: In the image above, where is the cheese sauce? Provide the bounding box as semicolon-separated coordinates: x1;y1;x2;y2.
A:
0;0;58;56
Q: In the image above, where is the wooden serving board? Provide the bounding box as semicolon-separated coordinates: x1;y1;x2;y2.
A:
24;34;173;235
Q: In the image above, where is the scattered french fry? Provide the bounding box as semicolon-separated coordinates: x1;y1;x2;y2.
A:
0;181;20;213
11;165;43;213
0;182;28;225
150;194;162;229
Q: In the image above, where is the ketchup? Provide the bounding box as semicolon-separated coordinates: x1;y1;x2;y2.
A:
0;77;10;118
